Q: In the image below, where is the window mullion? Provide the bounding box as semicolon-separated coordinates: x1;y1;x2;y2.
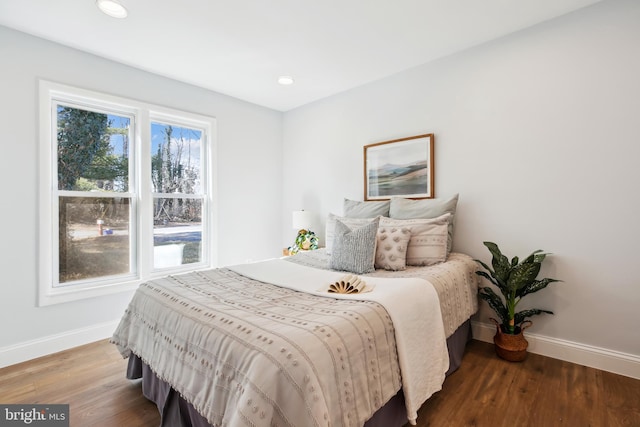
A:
138;110;153;278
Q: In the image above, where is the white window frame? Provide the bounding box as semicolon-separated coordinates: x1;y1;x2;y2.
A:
38;80;217;306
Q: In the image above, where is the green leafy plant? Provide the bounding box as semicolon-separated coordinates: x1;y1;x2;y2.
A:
476;241;561;335
288;229;319;254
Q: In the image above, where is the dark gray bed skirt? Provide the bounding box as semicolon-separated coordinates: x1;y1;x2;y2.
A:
126;319;472;427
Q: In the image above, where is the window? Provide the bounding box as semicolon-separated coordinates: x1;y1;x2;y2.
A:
39;81;216;306
150;120;205;269
56;105;134;284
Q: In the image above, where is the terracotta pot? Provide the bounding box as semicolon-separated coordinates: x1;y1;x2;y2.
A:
490;318;532;362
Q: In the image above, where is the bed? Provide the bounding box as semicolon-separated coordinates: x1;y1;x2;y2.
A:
112;195;478;426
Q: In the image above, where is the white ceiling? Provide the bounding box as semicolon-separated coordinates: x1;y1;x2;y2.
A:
0;0;601;111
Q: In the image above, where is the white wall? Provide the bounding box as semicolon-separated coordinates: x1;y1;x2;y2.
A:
283;0;640;364
3;0;639;376
0;26;283;364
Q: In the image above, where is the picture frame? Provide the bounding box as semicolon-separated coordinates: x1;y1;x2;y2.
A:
364;133;434;200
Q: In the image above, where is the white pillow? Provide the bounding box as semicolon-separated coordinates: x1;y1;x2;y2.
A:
380;214;450;266
325;213;378;254
389;194;458;254
375;226;411;271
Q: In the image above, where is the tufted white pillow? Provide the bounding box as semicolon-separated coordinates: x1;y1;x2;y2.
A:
375;226;411;271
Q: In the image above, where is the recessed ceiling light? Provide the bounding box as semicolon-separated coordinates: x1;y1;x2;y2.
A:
96;0;128;19
278;76;295;85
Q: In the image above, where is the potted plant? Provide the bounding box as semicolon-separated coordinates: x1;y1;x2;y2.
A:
476;241;561;361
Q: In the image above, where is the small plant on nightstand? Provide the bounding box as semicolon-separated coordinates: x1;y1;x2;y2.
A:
288;229;319;255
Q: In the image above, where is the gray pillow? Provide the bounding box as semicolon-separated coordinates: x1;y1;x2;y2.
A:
343;198;390;218
389;194;459;254
325;213;378;254
329;218;379;274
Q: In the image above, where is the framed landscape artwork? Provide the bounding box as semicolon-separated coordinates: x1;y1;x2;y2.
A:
364;133;434;200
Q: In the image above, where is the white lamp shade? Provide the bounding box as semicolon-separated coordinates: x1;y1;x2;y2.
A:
292;210;313;230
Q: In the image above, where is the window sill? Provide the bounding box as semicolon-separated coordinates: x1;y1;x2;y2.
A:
38;279;141;307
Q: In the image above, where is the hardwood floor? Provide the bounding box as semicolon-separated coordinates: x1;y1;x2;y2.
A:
0;339;638;426
415;341;640;427
0;340;159;426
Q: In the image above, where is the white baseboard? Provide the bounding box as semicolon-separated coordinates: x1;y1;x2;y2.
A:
471;320;640;380
0;320;120;369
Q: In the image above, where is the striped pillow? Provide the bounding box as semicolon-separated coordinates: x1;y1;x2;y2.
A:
329;218;379;274
389;194;458;255
325;213;378;254
380;214;450;266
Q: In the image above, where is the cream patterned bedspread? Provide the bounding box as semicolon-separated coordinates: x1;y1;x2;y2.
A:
112;268;405;427
111;254;478;427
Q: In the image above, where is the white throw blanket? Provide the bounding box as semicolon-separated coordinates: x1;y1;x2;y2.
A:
230;258;449;425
